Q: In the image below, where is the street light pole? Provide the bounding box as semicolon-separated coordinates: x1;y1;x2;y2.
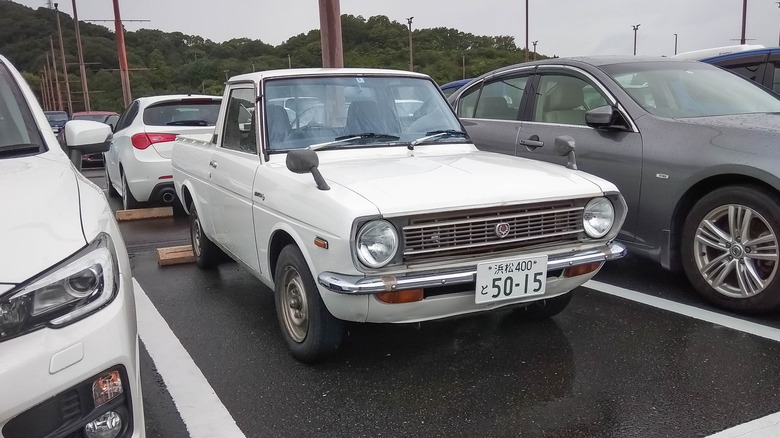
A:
525;0;529;62
674;33;678;55
776;2;780;46
740;0;747;45
532;40;538;60
632;24;641;56
54;3;73;114
71;0;90;111
406;17;414;71
462;54;465;79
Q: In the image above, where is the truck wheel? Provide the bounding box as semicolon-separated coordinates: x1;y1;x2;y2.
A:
681;186;780;313
274;245;344;363
121;173;141;210
516;292;572;319
190;207;222;269
105;166;119;198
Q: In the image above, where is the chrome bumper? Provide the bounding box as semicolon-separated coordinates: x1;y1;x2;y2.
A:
318;242;626;295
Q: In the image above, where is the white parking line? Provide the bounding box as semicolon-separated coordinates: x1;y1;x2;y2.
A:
585;280;780;438
133;278;246;438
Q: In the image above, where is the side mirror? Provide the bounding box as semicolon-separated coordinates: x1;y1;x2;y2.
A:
585;105;616;128
64;120;113;153
554;135;577;170
286;149;330;191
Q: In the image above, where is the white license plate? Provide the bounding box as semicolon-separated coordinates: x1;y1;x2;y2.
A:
475;255;548;304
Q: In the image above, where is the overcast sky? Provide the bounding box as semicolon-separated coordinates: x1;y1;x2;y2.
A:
14;0;780;58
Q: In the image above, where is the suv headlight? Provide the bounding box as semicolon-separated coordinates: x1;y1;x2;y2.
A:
0;233;119;342
583;197;615;238
356;220;399;268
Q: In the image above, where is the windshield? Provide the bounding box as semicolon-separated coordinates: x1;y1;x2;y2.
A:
603;61;780;118
263;75;465;151
73;113;112;122
44;111;68;122
0;63;45;156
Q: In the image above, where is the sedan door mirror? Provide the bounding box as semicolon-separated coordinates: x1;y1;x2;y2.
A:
64;120;113;153
585;105;616;128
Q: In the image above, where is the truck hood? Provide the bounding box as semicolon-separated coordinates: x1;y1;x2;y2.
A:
318;149;610;215
0;155;85;284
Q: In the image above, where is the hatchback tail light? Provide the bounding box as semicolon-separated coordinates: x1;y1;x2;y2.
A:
131;133;178;150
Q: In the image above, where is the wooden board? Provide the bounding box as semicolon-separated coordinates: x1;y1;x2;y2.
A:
157;245;195;266
116;207;173;221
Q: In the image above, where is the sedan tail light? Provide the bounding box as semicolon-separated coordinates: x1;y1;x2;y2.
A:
131;132;178;150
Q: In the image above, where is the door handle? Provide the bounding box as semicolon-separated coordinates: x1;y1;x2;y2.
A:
209;160;218;168
519;135;544;151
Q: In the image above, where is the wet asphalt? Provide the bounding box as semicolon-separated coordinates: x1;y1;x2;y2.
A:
82;168;780;438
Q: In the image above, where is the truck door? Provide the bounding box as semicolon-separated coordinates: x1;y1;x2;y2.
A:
208;85;262;273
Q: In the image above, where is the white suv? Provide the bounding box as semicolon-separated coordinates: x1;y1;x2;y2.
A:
105;94;221;210
0;55;144;437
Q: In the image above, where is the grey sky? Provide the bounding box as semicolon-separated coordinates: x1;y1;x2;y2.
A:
14;0;780;58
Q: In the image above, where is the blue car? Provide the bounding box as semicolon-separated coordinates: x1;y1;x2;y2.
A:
440;78;473;98
691;46;780;93
43;110;68;134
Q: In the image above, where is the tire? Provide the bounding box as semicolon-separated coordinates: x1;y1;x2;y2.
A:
681;186;780;313
516;292;572;319
190;207;222;269
274;245;344;363
121;172;141;210
105;166;119;198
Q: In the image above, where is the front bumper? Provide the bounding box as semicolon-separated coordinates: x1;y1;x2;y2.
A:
319;242;626;294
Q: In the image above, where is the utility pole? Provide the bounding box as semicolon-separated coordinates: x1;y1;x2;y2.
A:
48;38;63;111
43;59;56;110
462;54;465;79
113;0;132;107
318;0;344;68
740;0;748;44
54;4;73;114
525;0;529;62
532;40;538;60
776;2;780;46
39;72;48;110
71;0;90;111
406;17;414;71
288;53;291;68
674;33;678;55
632;24;641;56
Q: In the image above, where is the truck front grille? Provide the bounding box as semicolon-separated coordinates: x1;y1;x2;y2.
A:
403;201;583;263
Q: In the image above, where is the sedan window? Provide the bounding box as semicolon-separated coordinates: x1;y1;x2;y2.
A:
0;63;44;155
604;61;780;118
531;75;603;126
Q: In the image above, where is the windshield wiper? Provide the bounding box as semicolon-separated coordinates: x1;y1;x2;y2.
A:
410;129;469;147
0;143;42;158
308;132;401;151
166;120;210;126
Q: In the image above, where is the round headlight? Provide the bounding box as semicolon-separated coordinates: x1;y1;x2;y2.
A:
583;198;615;238
356;220;399;268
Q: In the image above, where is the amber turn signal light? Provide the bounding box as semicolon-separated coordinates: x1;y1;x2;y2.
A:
563;262;603;278
376;288;424;303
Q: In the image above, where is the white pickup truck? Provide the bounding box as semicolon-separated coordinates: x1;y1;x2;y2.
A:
172;68;628;362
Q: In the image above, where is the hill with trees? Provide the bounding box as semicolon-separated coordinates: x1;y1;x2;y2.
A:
0;0;542;112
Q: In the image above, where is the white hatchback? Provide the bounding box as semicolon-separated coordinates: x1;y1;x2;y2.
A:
0;55;145;437
105;94;221;210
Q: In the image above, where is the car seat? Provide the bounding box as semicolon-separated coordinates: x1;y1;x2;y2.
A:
542;78;586;125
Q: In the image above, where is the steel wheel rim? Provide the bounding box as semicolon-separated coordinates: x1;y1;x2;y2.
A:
693;204;779;298
280;266;309;343
191;216;202;258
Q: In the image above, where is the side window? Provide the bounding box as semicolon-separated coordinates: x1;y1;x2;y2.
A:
721;62;763;82
474;76;527;120
221;87;256;154
456;85;480;118
532;74;604;126
114;101;138;132
772;63;780;93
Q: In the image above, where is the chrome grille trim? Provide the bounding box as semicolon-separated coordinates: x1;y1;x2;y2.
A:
403;202;584;262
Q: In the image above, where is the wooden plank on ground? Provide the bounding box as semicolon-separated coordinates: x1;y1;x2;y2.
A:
116;207;173;221
157;245;195;266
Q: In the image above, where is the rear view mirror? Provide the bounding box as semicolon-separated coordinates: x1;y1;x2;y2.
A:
585;105;615;128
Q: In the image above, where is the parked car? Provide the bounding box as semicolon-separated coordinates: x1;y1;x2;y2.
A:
698;46;780;94
448;56;780;313
0;55;144;437
440;78;473;98
71;111;120;167
43;110;68;133
173;67;628;362
105;94;221;210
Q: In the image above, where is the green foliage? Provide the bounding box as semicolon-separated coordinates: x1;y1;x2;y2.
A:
0;1;546;113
